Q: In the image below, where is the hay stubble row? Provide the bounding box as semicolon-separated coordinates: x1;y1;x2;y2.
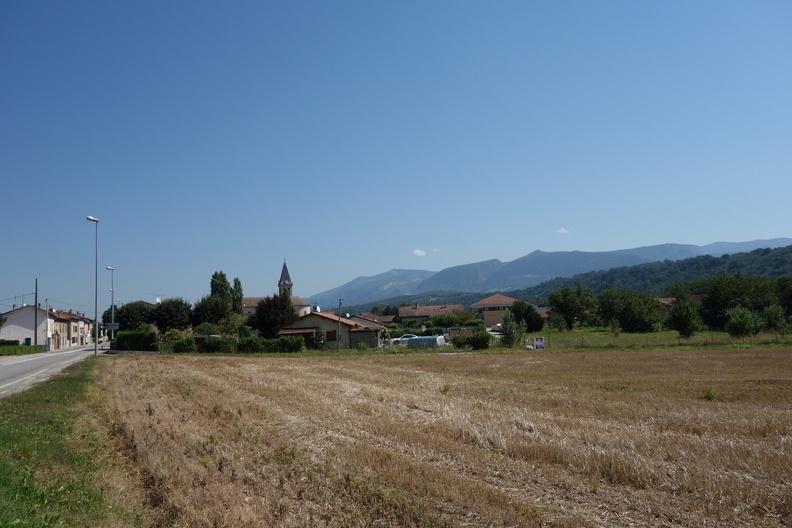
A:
96;348;792;527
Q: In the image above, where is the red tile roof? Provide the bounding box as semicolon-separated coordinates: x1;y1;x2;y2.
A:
471;294;519;308
398;304;464;318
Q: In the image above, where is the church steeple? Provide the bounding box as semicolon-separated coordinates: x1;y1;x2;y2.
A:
278;261;293;298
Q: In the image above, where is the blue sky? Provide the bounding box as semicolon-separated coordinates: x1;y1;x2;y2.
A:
1;0;790;311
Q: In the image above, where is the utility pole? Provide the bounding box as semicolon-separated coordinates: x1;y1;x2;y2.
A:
33;278;38;347
337;298;342;352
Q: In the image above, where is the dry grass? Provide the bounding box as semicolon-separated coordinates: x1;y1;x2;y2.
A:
94;347;792;527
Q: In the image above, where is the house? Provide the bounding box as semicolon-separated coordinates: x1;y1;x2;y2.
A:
0;305;94;350
0;305;51;347
349;314;388;331
397;304;465;324
280;311;382;348
242;262;311;318
471;294;520;328
358;312;396;325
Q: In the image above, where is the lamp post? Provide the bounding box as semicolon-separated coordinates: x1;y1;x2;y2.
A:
106;266;115;344
86;216;99;356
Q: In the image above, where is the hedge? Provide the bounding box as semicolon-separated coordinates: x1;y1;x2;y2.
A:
0;339;21;347
0;345;44;356
197;336;237;353
173;338;197;353
451;331;491;350
114;330;158;351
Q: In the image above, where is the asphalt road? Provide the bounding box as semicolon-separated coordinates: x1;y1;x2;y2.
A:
0;347;96;398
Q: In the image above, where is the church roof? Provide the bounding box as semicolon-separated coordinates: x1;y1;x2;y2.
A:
278;261;293;286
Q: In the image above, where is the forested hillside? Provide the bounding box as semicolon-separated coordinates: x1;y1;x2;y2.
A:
517;246;792;300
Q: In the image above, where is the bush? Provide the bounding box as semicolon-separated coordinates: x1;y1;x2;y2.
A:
237;336;264;353
667;297;702;338
500;311;525;348
418;326;445;336
193;322;221;336
275;335;303;353
0;339;21;347
162;328;187;343
355;341;369;351
0;345;44;356
115;330;158;351
451;331;491;350
172;338;197;353
725;306;762;338
197;336;237;353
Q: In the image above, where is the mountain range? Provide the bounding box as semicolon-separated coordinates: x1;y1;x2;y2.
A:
307;238;792;308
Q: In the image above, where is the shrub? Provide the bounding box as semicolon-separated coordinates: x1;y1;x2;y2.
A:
355;341;369;351
0;339;20;347
468;331;492;350
667;297;702;338
500;311;525;348
193;322;221;336
452;331;491;350
725;306;762;338
419;326;445;336
275;335;303;353
115;330;158;351
173;338;197;353
237;336;264;353
197;336;237;353
162;328;187;343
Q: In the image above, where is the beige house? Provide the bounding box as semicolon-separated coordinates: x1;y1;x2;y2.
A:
471;294;519;328
0;305;94;350
280;311;381;348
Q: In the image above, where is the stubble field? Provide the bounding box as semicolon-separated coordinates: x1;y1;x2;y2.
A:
96;348;792;527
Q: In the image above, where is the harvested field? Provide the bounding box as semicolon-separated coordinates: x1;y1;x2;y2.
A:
96;348;792;527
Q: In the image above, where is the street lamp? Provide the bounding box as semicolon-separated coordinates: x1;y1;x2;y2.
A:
86;216;99;356
106;266;115;345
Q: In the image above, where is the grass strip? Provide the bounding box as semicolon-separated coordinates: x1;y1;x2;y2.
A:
0;359;127;528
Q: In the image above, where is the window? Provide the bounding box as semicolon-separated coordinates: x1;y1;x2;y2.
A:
326;330;337;342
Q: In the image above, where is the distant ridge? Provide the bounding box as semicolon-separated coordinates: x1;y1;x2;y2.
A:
309;238;792;308
343;244;792;312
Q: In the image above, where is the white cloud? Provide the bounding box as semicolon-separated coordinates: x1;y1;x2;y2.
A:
412;249;427;257
557;227;570;235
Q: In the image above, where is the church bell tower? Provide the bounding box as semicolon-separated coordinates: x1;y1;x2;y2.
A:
278;261;293;298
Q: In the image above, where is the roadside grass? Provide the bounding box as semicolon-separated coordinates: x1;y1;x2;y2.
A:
0;360;141;528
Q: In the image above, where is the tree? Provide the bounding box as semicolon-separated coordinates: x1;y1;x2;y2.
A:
115;301;155;331
219;312;248;337
763;304;787;335
500;310;526;348
251;294;297;338
209;271;232;315
152;298;191;332
597;289;627;330
667;297;701;338
101;305;119;326
191;295;230;326
548;288;584;330
510;301;545;332
725;306;762;339
231;278;244;315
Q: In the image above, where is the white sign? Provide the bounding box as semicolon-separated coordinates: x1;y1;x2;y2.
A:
534;336;545;350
